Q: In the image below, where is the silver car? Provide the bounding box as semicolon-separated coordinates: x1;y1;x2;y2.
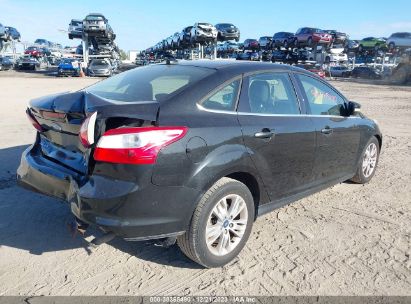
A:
190;23;218;44
68;19;83;39
83;13;114;39
387;32;411;49
87;59;113;77
329;66;351;77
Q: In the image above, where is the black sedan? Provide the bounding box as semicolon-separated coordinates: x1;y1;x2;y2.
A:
18;61;382;268
351;66;382;79
271;49;299;64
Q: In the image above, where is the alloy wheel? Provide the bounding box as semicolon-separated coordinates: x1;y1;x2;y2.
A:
362;143;378;178
205;194;248;256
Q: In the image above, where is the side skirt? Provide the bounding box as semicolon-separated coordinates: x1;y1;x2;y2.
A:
257;174;354;217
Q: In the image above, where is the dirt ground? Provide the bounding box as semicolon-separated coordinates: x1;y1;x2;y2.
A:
0;73;410;296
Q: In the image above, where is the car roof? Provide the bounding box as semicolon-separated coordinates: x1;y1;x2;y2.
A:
163;59;308;74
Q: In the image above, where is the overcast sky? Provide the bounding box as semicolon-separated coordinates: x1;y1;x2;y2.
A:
1;0;411;51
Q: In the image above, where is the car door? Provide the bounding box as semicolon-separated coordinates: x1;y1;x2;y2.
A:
295;73;361;184
237;71;316;201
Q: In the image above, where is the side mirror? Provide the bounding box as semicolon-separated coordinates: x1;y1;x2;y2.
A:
345;101;361;116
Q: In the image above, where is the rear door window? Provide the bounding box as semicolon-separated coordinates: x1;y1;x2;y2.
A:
201;79;240;111
240;72;300;115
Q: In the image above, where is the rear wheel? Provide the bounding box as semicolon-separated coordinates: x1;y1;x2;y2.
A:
177;177;255;268
351;137;380;184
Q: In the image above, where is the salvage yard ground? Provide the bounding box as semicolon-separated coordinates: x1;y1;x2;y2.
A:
0;72;410;295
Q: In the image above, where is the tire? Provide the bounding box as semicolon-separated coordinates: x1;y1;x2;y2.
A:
294;39;299;47
388;42;395;50
350;137;380;184
177;177;255;268
359;45;363;52
307;37;312;46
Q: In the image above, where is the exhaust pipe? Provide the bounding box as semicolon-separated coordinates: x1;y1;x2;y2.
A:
67;218;89;237
90;232;116;246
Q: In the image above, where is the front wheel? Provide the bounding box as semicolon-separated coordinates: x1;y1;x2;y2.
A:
177;177;255;268
351;137;380;184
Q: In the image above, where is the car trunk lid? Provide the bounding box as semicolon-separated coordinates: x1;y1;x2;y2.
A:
28;91;159;175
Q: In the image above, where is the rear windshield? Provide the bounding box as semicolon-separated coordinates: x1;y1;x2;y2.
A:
86;64;214;102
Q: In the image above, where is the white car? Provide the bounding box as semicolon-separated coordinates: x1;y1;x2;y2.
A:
190;23;218;44
387;32;411;49
326;48;348;63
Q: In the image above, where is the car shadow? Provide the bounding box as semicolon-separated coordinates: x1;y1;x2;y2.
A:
0;145;201;269
14;66;57;77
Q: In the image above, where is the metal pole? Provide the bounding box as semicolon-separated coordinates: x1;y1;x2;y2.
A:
82;33;89;66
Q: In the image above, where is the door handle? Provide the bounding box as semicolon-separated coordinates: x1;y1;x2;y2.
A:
321;127;333;135
254;128;274;139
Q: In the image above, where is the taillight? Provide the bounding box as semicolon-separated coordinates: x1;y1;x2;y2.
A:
26;109;43;132
79;112;97;148
93;126;188;165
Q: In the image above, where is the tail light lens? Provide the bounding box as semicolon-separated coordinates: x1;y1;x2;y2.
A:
93;126;188;165
79;112;97;148
26;109;43;132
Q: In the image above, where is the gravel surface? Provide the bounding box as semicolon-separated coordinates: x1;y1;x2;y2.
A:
0;75;410;296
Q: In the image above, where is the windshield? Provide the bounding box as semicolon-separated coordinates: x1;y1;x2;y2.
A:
198;23;213;27
86;64;214;103
91;60;110;66
86;15;104;21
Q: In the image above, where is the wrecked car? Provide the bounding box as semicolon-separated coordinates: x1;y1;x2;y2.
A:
18;61;382;268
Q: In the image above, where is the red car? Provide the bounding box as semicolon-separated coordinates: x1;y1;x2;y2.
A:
308;68;326;78
296;64;326;79
243;39;260;50
293;27;332;47
24;46;43;57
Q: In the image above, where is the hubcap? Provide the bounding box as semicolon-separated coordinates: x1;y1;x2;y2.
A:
362;143;378;178
205;194;248;256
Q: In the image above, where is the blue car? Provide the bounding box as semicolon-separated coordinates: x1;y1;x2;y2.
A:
57;58;80;76
236;51;260;61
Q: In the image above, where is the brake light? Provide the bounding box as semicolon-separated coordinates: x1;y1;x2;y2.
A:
93;126;188;165
26;109;43;132
79;112;97;148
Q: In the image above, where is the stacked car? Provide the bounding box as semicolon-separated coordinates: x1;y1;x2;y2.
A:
149;22;240;53
0;22;21;52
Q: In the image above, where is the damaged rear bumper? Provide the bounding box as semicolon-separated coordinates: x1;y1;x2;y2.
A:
17;145;197;241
